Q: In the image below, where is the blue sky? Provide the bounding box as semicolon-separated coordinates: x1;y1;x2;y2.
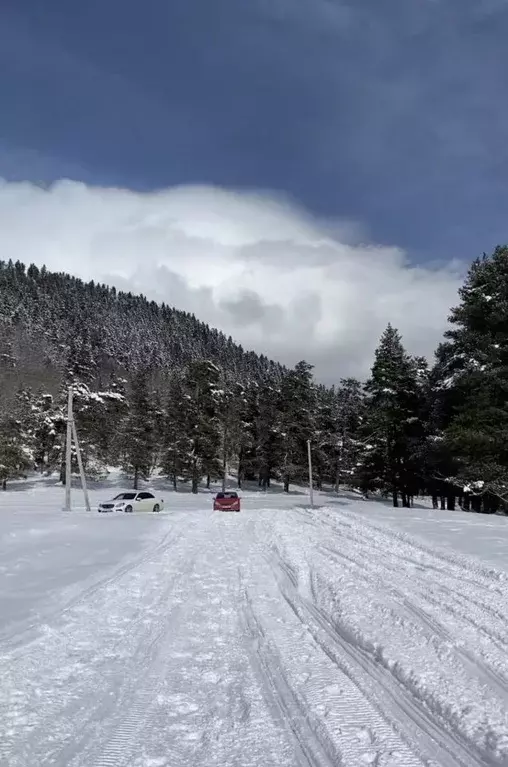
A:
1;0;507;264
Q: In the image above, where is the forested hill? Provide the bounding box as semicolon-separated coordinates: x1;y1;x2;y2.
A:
1;250;508;515
0;259;284;390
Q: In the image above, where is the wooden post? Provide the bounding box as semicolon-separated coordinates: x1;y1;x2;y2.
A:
64;387;73;511
72;420;91;511
307;439;314;508
222;426;227;493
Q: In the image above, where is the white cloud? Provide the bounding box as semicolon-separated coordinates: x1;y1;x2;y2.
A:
0;179;463;382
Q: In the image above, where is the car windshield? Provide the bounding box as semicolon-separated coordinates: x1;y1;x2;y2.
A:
216;493;238;499
113;493;137;500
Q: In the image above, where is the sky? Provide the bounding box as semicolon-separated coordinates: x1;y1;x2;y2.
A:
0;0;507;380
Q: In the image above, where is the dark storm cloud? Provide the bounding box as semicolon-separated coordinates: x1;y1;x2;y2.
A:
0;0;507;261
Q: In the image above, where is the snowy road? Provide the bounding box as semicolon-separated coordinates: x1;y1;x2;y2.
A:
1;490;508;767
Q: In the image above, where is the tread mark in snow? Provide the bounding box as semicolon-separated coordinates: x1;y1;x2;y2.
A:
0;527;182;651
240;589;342;767
270;548;504;767
318;542;508;700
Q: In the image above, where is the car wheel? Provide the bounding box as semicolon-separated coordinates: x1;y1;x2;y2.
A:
124;505;133;513
153;504;160;513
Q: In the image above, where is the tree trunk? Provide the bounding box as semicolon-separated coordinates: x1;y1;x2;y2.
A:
392;489;398;507
446;495;455;511
133;466;139;490
2;479;6;491
483;495;498;514
440;496;446;510
432;495;438;509
172;472;177;491
462;493;470;511
284;477;290;493
335;462;341;493
237;448;243;488
221;429;227;492
191;459;199;494
206;474;210;489
471;495;482;513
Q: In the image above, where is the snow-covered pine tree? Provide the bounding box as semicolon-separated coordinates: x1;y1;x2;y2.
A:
361;325;425;507
215;380;245;491
279;361;315;492
235;381;259;488
121;370;157;489
251;378;283;489
432;246;508;510
0;408;33;490
334;377;366;491
161;373;195;490
183;360;222;493
312;385;336;491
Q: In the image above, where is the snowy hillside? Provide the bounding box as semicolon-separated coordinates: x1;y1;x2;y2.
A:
1;484;507;767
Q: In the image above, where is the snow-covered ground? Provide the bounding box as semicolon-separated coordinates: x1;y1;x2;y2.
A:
1;482;508;767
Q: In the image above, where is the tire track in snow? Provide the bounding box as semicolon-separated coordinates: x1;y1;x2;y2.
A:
291;511;508;758
0;524;182;651
318;542;508;698
267;541;506;767
0;524;190;767
216;514;336;767
242;547;432;765
240;588;343;767
400;600;508;703
299;509;508;682
71;601;186;767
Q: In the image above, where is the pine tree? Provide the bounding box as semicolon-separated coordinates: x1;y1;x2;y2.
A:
361;325;425;507
0;413;32;490
161;373;194;490
334;378;366;490
312;386;336;491
279;361;315;492
235;381;259;488
433;246;508;509
215;381;245;491
121;370;157;489
183;361;222;493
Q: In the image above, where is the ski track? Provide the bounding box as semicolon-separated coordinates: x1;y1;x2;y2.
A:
0;493;508;766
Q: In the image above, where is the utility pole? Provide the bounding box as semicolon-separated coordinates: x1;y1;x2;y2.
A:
72;419;91;511
221;425;227;493
64;387;73;511
64;386;91;511
307;439;314;508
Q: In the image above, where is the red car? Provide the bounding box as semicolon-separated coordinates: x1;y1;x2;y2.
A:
213;492;241;512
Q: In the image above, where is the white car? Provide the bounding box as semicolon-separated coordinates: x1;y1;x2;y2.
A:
98;491;164;513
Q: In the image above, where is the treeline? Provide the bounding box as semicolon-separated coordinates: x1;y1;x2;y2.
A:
1;249;508;512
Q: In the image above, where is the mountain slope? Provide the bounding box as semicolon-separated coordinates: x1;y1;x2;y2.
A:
0;259;284;402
